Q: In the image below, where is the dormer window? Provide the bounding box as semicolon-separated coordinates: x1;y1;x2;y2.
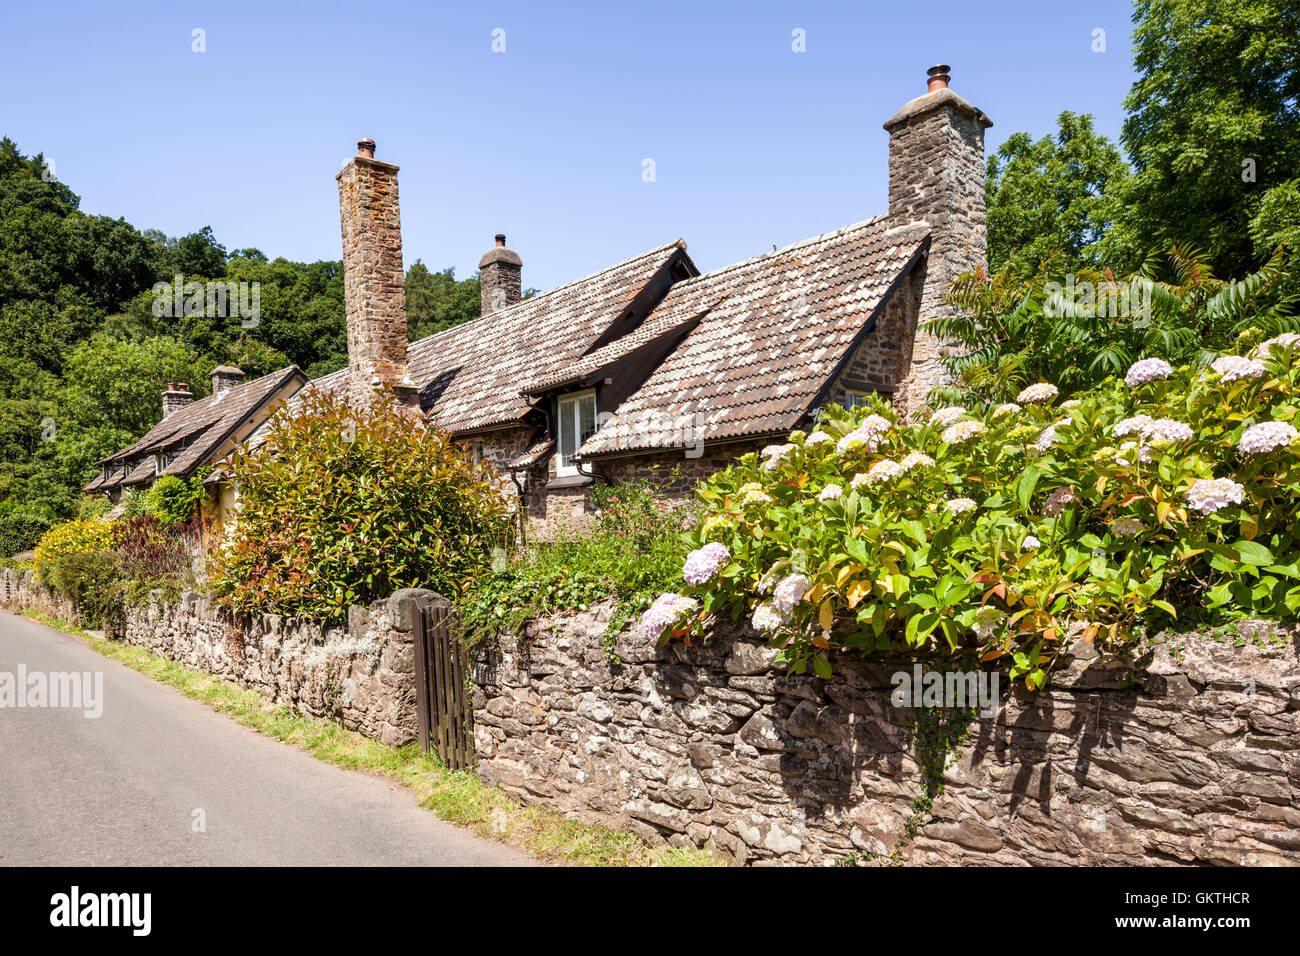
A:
556;389;597;478
154;453;170;475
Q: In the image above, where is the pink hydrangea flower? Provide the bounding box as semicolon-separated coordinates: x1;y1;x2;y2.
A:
1237;421;1298;456
1124;358;1173;388
1022;535;1041;550
682;542;730;585
1043;486;1077;517
1144;418;1194;444
1252;332;1300;358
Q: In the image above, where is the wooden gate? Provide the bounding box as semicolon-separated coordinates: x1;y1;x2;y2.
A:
411;595;474;770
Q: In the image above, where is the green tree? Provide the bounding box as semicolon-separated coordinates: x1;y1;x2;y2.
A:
1116;0;1300;277
405;261;481;339
986;112;1132;277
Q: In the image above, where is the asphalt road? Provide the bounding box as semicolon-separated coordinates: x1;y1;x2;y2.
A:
0;609;532;866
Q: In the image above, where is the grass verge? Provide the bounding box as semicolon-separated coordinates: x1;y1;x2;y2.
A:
18;608;722;867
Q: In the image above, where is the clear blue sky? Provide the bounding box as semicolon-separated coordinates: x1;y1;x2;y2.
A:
3;0;1140;291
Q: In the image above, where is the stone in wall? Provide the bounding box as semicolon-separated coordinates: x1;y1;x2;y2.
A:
471;604;1300;866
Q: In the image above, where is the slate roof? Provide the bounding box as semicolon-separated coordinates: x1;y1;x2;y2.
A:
311;240;691;434
576;216;929;458
90;366;306;491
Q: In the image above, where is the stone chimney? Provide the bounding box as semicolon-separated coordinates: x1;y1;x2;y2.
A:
162;382;193;419
883;65;992;414
210;365;244;397
337;137;419;408
479;234;522;317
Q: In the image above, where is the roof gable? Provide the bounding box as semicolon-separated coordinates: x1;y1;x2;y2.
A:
576;217;930;458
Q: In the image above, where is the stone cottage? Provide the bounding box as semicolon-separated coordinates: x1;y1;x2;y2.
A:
95;65;991;527
86;365;307;523
312;65;992;522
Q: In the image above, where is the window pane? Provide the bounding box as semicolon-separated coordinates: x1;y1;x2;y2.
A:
578;393;597;445
558;398;576;467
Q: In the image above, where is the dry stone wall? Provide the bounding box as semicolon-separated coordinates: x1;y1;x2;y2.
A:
471;604;1300;866
1;570;426;747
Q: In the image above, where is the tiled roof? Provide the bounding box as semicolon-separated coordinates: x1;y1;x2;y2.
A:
311;240;690;434
577;217;929;458
508;438;555;470
520;306;707;395
90;366;305;491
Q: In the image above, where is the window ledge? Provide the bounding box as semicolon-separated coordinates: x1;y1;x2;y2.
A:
546;474;594;491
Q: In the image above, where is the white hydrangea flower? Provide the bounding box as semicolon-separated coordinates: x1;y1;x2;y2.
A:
773;573;811;615
1211;355;1267;382
929;406;967;427
641;593;698;641
1034;423;1061;453
1185;478;1245;515
803;430;835;448
993;402;1021;417
849;472;869;490
941;420;988;445
866;458;906;485
899;451;934;471
1237;421;1298;456
1022;535;1041;550
945;497;976;515
751;602;788;633
738;482;773;506
1017;382;1059;404
818;484;843;501
1113;414;1154;438
760;443;797;471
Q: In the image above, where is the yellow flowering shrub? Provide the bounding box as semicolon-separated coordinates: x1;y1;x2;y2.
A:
33;519;114;584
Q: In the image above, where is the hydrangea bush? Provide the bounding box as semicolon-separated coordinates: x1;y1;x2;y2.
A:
644;335;1300;687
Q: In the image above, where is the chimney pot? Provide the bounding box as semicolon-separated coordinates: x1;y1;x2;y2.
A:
927;64;951;92
357;138;376;159
495;234;506;247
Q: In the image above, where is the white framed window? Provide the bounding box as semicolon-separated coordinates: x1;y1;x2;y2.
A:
154;454;170;475
844;389;870;411
556;389;598;477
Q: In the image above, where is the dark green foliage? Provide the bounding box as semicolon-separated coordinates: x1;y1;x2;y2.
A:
0;138;481;521
0;504;52;557
986;112;1131;277
147;470;210;525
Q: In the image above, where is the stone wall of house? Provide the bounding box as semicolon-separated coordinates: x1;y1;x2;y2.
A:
598;439;770;497
2;569;426;747
471;604;1300;866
